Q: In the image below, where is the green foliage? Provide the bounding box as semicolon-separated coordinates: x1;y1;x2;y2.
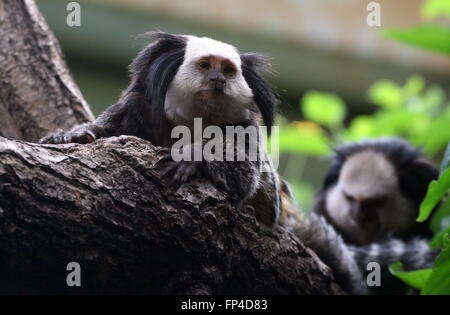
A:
383;25;450;56
389;263;432;290
368;80;404;109
302;91;346;128
278;76;450;158
383;0;450;56
422;236;450;294
418;143;450;250
421;143;450;251
391;144;450;292
430;222;450;249
278;123;330;156
430;198;450;236
418;167;450;223
390;236;450;294
441;142;450;173
422;0;450;19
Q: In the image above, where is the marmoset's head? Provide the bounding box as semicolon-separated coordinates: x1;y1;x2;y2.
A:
318;138;438;245
129;32;276;128
171;36;252;101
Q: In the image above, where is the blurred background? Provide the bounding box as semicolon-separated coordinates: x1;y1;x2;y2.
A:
37;0;450;211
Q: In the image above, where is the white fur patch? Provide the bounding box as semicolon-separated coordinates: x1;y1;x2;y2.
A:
340;151;397;198
184;35;242;68
390;239;405;256
416;239;429;255
369;244;380;258
165;35;254;126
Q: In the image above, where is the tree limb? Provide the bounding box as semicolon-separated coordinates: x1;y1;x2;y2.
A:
0;136;343;294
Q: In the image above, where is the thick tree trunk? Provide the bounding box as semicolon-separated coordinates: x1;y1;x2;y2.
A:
0;0;94;142
0;0;344;294
0;136;342;294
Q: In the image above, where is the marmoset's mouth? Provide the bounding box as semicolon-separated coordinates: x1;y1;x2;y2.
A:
197;88;225;99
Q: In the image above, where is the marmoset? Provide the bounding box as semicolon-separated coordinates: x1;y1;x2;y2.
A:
41;33;435;294
311;138;439;294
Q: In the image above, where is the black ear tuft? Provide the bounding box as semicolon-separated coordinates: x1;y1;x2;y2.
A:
240;53;278;133
323;161;341;188
398;157;439;207
130;32;186;81
128;32;187;141
320;145;355;189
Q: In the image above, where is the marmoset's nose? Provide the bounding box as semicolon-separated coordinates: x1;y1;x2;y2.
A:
209;74;226;88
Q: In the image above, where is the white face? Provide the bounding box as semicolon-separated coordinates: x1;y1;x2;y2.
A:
164;36;254;127
325;150;417;245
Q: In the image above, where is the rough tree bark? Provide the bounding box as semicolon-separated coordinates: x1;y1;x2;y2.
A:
0;0;344;294
0;0;94;142
0;136;342;294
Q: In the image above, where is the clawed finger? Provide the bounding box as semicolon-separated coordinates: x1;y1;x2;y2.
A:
154;150;173;167
169;163;194;189
211;172;230;191
161;161;179;178
39;136;53;144
160;161;199;191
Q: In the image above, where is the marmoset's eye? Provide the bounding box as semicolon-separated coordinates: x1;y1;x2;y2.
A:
223;66;236;76
344;192;355;202
363;196;388;208
198;61;210;70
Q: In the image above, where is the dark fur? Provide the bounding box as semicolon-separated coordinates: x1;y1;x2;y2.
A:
40;32;278;212
41;33;276;145
240;53;277;132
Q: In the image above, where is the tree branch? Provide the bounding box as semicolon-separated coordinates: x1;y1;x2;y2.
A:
0;136;343;294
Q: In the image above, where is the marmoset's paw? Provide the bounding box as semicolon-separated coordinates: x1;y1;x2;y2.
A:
155;148;200;190
39;128;95;144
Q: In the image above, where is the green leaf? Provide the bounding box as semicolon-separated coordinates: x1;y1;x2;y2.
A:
419;112;450;156
368;110;426;141
343;115;376;141
440;142;450;174
422;235;450;295
389;262;432;290
418;167;450;222
301;91;347;128
278;126;331;156
422;0;450;19
383;25;450;56
430;225;450;248
422;85;445;111
368;80;403;109
343;116;376;141
404;75;425;97
430;198;450;235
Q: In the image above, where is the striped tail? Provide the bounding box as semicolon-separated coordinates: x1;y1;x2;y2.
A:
278;179;366;294
302;214;367;294
349;238;438;271
286;213;367;294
